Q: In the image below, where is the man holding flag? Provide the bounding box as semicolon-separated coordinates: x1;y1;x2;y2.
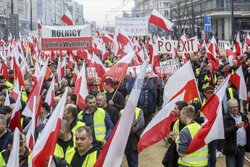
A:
174;106;208;167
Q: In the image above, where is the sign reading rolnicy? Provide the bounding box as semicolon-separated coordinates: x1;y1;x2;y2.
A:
41;25;92;51
157;37;198;54
115;16;148;36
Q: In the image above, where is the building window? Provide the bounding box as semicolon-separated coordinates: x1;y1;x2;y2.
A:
165;10;169;16
163;2;168;7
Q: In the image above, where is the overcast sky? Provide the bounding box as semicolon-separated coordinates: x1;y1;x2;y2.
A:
77;0;135;27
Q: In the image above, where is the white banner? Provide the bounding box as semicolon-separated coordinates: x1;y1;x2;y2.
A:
115;17;148;36
41;25;92;51
157;37;198;54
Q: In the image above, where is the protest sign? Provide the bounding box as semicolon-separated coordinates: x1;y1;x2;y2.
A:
157;37;198;54
115;17;148;36
41;25;92;51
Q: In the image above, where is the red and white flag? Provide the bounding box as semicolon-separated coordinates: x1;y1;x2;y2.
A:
55;58;61;82
163;61;200;106
0;55;9;82
229;66;249;103
74;63;88;109
100;52;134;89
6;128;20;167
61;57;66;78
68;54;74;69
91;54;107;79
45;77;55;108
61;10;74;26
246;33;250;45
186;75;230;154
138;92;184;153
22;62;48;117
26;96;37;151
9;89;22;132
73;61;78;83
235;33;243;57
225;44;240;66
10;79;20;101
28;88;68;167
206;46;219;69
149;9;173;32
94;61;148;167
13;55;24;88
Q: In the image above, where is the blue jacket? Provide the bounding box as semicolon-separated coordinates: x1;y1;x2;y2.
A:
138;79;156;114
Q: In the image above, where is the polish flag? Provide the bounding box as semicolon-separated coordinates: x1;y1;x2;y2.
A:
246;33;250;45
22;62;48;118
45;67;52;80
111;36;119;56
45;77;55;108
102;33;114;44
225;44;240;66
9;90;22;132
74;63;88;109
0;55;9;82
26;96;37;151
100;52;134;89
13;55;24;88
229;66;249;103
10;78;20;101
60;57;66;78
28;88;68;167
38;20;42;29
163;61;200;106
117;32;131;47
73;61;78;83
208;36;220;57
138;92;184;152
186;75;230;154
235;33;243;57
61;10;74;26
149;9;173;32
151;44;161;77
6;128;20;167
205;46;219;69
33;61;41;82
55;58;61;82
94;61;148;167
91;54;106;79
68;54;74;69
4;89;10;106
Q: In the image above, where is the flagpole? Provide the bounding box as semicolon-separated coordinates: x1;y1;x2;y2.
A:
111;79;122;101
47;152;53;167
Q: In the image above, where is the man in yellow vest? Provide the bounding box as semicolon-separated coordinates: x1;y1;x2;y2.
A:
0;75;13;92
175;106;208;167
54;119;75;159
162;101;188;167
78;95;114;148
64;104;85;135
65;126;100;167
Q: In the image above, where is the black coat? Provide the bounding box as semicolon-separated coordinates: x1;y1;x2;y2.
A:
223;112;249;155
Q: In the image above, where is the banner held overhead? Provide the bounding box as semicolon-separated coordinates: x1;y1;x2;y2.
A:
41;25;92;51
115;17;148;36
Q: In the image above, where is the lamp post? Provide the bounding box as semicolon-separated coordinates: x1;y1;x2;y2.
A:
231;0;234;42
30;0;32;31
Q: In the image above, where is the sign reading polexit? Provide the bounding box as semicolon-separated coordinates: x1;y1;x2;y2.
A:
157;37;198;54
41;25;92;51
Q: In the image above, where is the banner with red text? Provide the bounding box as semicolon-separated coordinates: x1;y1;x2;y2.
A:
41;25;92;51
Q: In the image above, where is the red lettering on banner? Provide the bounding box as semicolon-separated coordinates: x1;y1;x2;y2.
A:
189;38;195;51
158;41;163;51
165;42;171;52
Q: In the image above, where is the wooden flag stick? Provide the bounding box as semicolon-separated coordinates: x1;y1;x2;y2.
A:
111;79;122;101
